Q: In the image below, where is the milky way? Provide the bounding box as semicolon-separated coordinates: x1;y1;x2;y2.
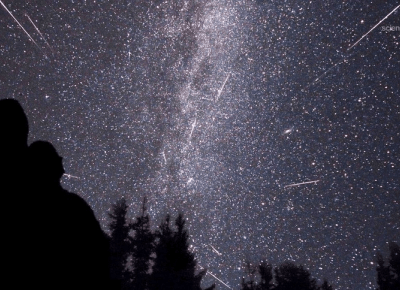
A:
1;1;399;289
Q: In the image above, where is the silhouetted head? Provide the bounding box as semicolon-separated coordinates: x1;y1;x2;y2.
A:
0;99;29;152
28;141;65;188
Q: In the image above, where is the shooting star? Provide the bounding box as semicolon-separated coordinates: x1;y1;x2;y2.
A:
25;13;54;53
208;244;222;256
215;72;231;102
348;4;400;50
206;271;232;290
189;118;197;139
63;173;80;180
284;180;320;188
303;4;400;90
0;1;44;55
302;50;360;91
302;60;343;91
198;265;232;290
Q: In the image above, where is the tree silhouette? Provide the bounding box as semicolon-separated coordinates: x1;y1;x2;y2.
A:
274;262;317;290
109;198;132;289
149;214;174;290
129;197;155;290
241;261;259;290
258;261;274;290
319;279;333;290
377;242;400;290
241;260;332;290
388;242;400;290
150;214;215;290
377;252;391;290
172;214;198;290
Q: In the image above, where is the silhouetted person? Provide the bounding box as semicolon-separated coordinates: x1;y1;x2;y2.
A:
0;99;30;288
27;141;111;290
0;99;28;155
0;98;29;191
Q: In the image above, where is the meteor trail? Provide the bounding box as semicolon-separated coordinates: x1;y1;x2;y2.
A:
208;244;222;256
348;4;400;50
284;180;320;188
206;271;232;290
302;50;360;91
198;265;232;290
25;13;54;53
304;60;343;90
304;4;400;91
216;72;230;102
0;1;43;53
63;173;80;180
189;118;197;139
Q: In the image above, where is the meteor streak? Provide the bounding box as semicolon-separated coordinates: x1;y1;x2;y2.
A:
302;50;360;91
189;118;197;139
304;60;343;90
206;271;232;290
348;4;400;50
198;265;232;290
303;4;400;90
284;180;320;188
208;244;222;256
216;72;230;102
25;13;54;53
63;173;80;180
0;1;43;53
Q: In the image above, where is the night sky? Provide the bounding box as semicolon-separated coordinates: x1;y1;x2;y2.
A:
1;1;399;289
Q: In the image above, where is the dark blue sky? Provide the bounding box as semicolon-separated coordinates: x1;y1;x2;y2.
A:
1;1;399;289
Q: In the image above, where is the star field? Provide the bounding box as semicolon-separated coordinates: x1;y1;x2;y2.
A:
1;1;399;289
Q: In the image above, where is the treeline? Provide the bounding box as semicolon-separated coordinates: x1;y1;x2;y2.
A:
111;196;334;290
107;197;215;290
240;261;332;290
109;197;400;290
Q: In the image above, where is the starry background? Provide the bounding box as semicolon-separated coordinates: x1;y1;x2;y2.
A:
1;0;399;289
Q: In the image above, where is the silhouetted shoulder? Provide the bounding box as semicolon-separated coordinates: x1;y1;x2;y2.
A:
63;189;97;215
26;140;111;289
61;189;104;231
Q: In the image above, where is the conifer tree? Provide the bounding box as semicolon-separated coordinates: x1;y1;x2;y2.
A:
149;214;215;290
241;261;257;290
130;197;154;290
376;242;400;290
173;213;197;290
109;198;132;289
377;252;390;290
319;279;333;290
150;214;174;290
274;262;317;290
388;242;400;290
258;261;274;290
